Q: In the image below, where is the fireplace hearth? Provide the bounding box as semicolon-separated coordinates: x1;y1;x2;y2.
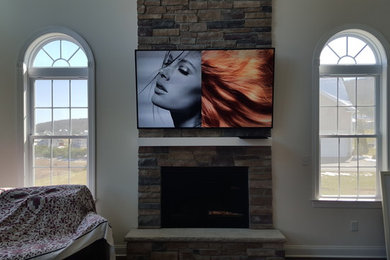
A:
161;166;249;228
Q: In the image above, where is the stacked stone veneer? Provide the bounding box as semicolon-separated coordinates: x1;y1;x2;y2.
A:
138;0;271;50
138;146;272;229
127;240;285;260
138;0;272;138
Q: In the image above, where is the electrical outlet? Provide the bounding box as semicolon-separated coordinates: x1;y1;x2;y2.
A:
351;220;359;232
302;156;311;166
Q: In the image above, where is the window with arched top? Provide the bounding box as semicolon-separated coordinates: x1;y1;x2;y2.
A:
315;29;388;202
21;29;95;194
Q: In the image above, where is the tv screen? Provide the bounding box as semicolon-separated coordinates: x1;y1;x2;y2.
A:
135;49;274;129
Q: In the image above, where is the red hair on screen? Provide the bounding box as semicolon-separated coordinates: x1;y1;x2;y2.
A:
201;49;274;127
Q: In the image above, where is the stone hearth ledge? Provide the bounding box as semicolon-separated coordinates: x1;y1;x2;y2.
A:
125;228;286;243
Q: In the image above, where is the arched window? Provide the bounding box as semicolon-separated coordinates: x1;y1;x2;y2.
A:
316;29;388;201
21;29;95;194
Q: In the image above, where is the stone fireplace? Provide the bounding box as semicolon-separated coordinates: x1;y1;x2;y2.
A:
125;142;285;260
127;1;285;259
135;1;275;226
138;146;273;229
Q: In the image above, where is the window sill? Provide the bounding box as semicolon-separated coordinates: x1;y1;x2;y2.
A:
312;199;382;209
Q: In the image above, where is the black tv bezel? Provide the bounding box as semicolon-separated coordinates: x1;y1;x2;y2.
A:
135;48;275;130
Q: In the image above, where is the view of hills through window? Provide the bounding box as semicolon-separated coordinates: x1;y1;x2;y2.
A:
29;38;89;186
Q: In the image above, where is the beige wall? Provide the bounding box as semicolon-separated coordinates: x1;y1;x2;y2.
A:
0;0;139;249
0;0;389;257
273;0;388;256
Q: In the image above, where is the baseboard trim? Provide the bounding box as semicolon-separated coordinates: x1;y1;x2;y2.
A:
115;243;127;257
285;244;386;258
116;243;385;259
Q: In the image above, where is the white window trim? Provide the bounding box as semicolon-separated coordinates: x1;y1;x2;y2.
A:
17;27;96;197
312;25;390;207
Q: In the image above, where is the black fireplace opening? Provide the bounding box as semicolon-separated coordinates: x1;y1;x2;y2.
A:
161;166;249;228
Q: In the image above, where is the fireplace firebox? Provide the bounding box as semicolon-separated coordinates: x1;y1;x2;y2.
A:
161;166;249;228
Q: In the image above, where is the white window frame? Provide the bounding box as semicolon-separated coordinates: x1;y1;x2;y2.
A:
17;27;95;196
312;27;389;206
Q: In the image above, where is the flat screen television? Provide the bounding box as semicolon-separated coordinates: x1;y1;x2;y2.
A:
135;49;274;129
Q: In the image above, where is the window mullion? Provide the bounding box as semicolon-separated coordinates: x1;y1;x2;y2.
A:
69;80;72;138
32;135;87;139
29;80;34;187
357;138;360;198
354;44;369;60
67;47;81;63
60;40;62;59
68;138;71;184
68;79;72;185
320;134;377;138
320;65;381;76
42;48;55;64
354;76;358;137
50;139;53;185
376;75;382;199
336;77;340;135
338;137;341;198
29;68;88;78
355;78;360;198
51;80;54;134
336;78;341;198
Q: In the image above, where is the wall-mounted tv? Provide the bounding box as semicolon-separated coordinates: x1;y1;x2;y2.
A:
135;49;274;129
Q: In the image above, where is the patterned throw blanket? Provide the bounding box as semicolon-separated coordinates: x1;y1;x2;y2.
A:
0;185;113;260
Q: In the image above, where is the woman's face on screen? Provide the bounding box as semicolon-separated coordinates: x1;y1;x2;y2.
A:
151;51;202;113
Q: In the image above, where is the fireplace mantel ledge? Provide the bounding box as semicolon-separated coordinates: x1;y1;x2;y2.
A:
125;228;286;243
137;137;272;147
